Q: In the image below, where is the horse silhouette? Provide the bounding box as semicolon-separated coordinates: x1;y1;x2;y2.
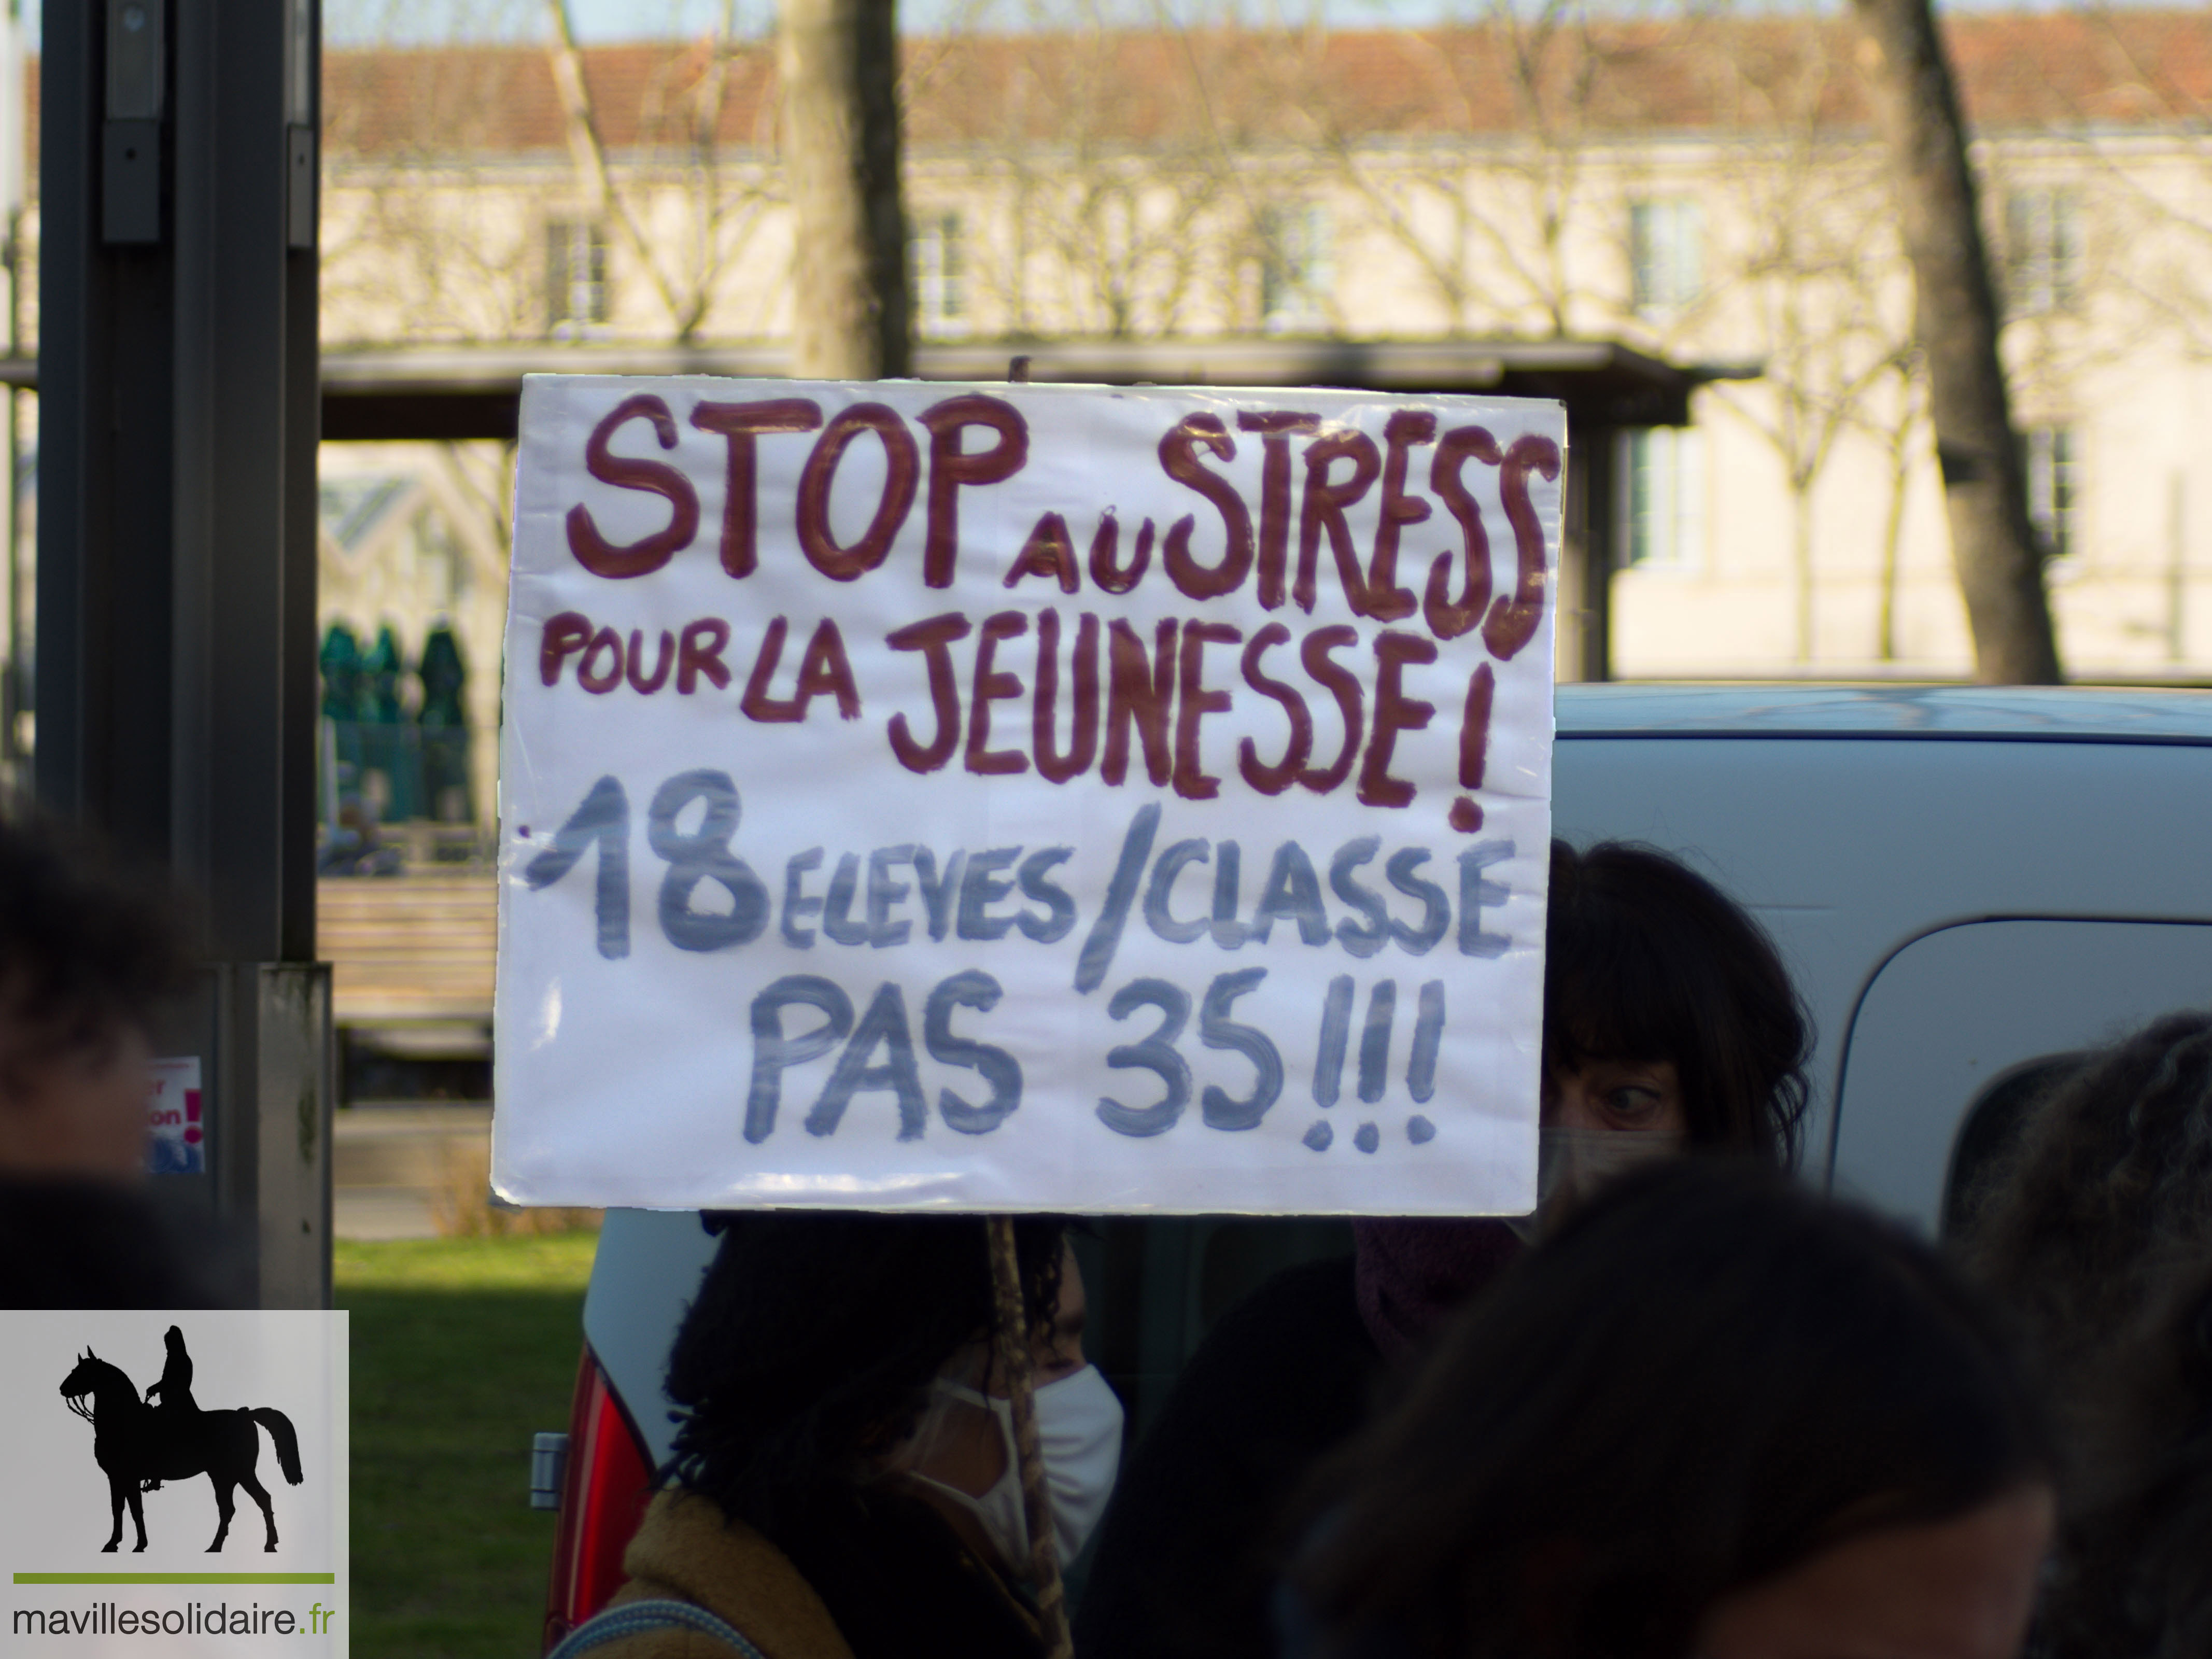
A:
59;1332;304;1554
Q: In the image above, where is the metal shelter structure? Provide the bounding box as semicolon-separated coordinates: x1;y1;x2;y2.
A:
304;332;1735;682
37;0;330;1306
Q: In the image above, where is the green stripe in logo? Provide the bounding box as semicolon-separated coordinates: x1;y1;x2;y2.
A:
12;1573;337;1585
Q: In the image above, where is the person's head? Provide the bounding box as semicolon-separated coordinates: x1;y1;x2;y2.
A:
0;817;188;1182
664;1212;1074;1540
1544;840;1810;1163
1297;1160;2052;1659
1959;1009;2212;1657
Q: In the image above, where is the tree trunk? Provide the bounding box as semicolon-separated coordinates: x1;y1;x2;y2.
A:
1876;375;1919;663
779;0;909;379
1877;444;1909;663
1848;0;2061;683
1791;476;1815;663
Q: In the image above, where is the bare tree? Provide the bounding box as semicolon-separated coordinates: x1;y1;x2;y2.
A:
1849;0;2061;682
1707;295;1909;663
322;50;558;341
1870;356;1926;662
781;0;910;376
541;1;782;340
324;28;780;345
899;19;1261;340
543;0;686;325
1697;13;1914;662
1276;2;1637;337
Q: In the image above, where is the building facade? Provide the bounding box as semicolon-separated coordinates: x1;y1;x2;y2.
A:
294;12;2212;691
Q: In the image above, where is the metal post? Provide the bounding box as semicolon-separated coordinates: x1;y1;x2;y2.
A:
0;0;21;793
1556;418;1615;683
38;0;330;1307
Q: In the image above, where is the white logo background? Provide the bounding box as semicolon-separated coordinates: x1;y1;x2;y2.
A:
0;1310;348;1655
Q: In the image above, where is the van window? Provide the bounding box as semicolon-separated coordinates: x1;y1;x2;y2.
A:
1831;920;2212;1230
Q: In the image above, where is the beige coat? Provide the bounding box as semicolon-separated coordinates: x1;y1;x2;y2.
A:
584;1491;857;1659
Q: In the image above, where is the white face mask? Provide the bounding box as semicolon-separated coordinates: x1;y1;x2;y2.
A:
907;1364;1125;1575
1032;1362;1124;1566
1505;1124;1685;1241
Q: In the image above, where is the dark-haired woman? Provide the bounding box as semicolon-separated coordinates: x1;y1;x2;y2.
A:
1075;839;1812;1659
1284;1160;2052;1659
577;1212;1120;1659
1959;1010;2212;1657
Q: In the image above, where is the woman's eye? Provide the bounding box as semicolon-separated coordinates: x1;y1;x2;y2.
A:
1605;1087;1662;1123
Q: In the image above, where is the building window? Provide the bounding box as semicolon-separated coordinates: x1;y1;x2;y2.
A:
546;218;609;336
1260;203;1332;332
1618;427;1705;570
2024;425;2077;559
1630;199;1702;317
2005;189;2082;315
910;210;967;337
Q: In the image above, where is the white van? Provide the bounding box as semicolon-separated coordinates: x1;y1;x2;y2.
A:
533;683;2212;1647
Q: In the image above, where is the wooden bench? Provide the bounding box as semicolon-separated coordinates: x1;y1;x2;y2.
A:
317;873;497;1029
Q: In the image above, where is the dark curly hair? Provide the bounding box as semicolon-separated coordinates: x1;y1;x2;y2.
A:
1295;1160;2049;1659
664;1211;1067;1536
1546;840;1811;1165
0;814;190;1095
1959;1010;2212;1659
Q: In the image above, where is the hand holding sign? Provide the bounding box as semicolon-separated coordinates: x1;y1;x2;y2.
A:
494;377;1561;1214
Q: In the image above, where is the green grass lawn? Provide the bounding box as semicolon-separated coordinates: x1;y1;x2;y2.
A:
339;1233;600;1659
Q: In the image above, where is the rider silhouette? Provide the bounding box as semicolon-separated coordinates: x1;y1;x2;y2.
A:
140;1326;198;1491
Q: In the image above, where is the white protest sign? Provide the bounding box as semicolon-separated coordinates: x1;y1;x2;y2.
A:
494;376;1561;1214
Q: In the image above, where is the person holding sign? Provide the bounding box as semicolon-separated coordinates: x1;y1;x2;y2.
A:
579;1212;1116;1659
1076;840;1811;1659
1278;1161;2053;1659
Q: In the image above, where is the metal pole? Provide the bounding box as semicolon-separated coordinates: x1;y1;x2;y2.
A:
6;243;19;789
0;0;20;792
38;0;331;1307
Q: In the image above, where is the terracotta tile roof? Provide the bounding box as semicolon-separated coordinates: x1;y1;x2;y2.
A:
321;39;780;158
1949;10;2212;127
21;10;2212;185
291;10;2212;161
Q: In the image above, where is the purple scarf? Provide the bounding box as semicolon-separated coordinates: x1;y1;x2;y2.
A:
1352;1217;1524;1362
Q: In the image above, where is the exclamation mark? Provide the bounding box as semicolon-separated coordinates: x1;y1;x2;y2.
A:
1312;976;1354;1108
1406;982;1443;1146
1407;982;1444;1103
184;1088;203;1148
1307;976;1356;1151
1449;663;1496;834
1358;981;1396;1104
